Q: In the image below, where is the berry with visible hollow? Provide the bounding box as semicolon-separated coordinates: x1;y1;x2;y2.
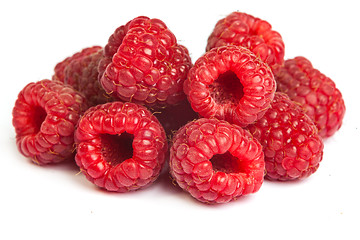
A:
184;45;276;127
12;79;87;165
170;118;265;204
74;101;168;192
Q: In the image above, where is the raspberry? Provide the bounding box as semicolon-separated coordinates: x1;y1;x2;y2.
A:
152;99;199;137
53;46;102;83
12;80;87;165
246;92;324;181
99;16;192;108
206;12;285;70
274;56;346;138
184;45;276;127
169;118;265;204
64;49;114;106
74;101;168;192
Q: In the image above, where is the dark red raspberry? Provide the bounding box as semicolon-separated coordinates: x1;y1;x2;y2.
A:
152;99;199;138
53;46;102;83
74;101;168;192
246;92;324;181
99;16;192;108
12;80;87;165
184;45;276;127
274;56;346;138
206;12;285;70
64;49;114;106
170;118;265;204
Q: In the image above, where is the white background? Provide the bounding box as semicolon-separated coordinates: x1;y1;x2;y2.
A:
1;0;359;239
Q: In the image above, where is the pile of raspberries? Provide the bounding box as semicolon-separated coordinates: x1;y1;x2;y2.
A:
12;12;345;204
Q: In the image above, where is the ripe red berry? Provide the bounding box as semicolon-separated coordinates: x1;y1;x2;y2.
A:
246;92;324;181
63;49;114;106
12;80;87;165
184;45;276;127
206;12;285;70
99;16;192;108
170;118;265;203
274;56;346;138
74;101;168;192
53;46;102;83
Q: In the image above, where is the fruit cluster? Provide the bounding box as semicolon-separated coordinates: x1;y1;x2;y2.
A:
12;12;345;204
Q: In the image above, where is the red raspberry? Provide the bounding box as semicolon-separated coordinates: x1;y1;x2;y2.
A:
206;12;285;70
74;101;168;192
53;46;102;83
12;80;87;165
184;45;276;127
64;49;114;106
246;92;324;181
99;16;192;108
169;118;265;204
274;56;346;138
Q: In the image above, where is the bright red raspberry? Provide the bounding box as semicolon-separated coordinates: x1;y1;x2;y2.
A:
274;56;346;138
63;49;114;106
184;45;276;127
99;16;192;108
74;101;168;192
170;118;265;204
206;12;285;70
246;92;324;181
12;80;87;165
53;46;102;83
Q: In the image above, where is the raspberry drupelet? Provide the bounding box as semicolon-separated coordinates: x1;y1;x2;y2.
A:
53;46;102;83
170;118;265;204
246;92;324;181
184;45;276;127
63;49;114;106
206;11;285;70
99;16;192;108
12;80;87;165
74;101;168;192
274;56;345;138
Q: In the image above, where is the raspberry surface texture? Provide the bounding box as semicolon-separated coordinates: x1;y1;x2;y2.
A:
206;12;285;70
12;80;87;165
75;101;168;192
64;49;114;106
275;56;345;138
170;118;265;204
53;46;102;83
99;16;192;108
246;92;324;181
184;45;276;127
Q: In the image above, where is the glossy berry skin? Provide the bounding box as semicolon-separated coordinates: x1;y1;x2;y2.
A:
206;12;285;70
275;57;345;138
170;118;265;204
246;93;324;181
63;49;114;106
12;80;87;165
53;46;102;83
74;102;167;192
99;16;192;108
184;45;276;127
